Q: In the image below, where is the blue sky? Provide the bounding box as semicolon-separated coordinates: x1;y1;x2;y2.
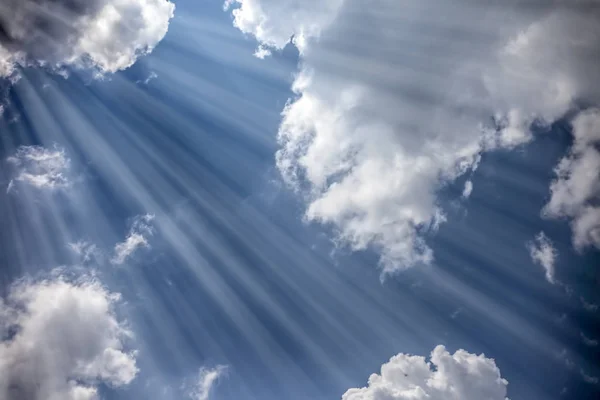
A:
0;1;599;400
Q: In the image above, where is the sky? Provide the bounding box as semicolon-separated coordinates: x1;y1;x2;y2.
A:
0;1;599;400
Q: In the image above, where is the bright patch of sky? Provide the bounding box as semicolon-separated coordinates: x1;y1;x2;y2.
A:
0;1;598;400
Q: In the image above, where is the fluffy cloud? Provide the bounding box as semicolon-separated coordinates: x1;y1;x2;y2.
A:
224;0;343;53
190;366;227;400
0;276;138;400
543;109;600;250
227;1;600;272
342;345;508;400
111;213;155;265
526;232;558;284
0;0;175;78
7;145;71;190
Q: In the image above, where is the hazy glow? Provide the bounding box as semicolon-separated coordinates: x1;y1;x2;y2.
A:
0;1;598;400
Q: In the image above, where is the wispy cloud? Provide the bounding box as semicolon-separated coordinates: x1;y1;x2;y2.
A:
68;240;100;263
7;145;71;190
581;297;599;312
581;333;598;347
190;366;228;400
137;71;158;85
581;370;599;385
527;232;558;284
111;214;155;265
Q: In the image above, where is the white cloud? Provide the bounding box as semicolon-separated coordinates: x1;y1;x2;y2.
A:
0;276;138;400
342;345;508;400
224;0;344;53
113;233;149;264
0;45;19;77
137;71;158;85
0;0;175;78
7;145;71;190
111;213;155;265
68;241;100;263
228;1;600;272
253;45;272;59
544;109;600;250
526;232;558;284
190;366;227;400
462;181;473;199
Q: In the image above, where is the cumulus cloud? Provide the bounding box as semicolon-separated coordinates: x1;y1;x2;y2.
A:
111;213;155;265
544;109;600;250
7;145;71;190
342;345;508;400
0;0;175;78
526;232;558;284
0;276;138;400
224;0;343;53
189;366;227;400
228;0;600;272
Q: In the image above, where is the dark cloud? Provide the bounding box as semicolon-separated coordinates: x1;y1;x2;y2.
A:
0;0;174;77
0;1;104;60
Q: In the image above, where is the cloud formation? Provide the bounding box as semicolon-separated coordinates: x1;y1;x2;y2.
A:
227;0;600;272
7;145;71;190
68;240;100;263
544;109;600;251
581;297;599;312
581;333;598;347
342;345;508;400
111;213;155;264
190;366;227;400
0;0;175;78
224;0;343;53
526;231;558;284
462;181;473;199
0;276;138;400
